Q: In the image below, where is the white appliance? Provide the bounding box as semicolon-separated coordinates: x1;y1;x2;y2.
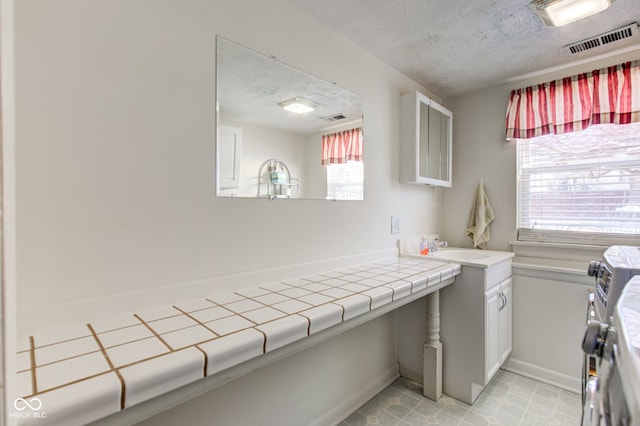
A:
583;246;640;425
582;275;640;425
587;246;640;324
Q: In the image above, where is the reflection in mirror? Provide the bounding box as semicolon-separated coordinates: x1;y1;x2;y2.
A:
420;103;450;181
215;36;364;200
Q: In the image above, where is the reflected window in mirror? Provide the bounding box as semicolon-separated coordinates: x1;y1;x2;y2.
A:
322;127;364;200
215;36;364;200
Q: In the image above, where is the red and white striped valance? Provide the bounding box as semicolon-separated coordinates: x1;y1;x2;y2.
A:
321;127;364;165
505;60;640;140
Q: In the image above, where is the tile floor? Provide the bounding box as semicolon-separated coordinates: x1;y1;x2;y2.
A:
341;370;582;425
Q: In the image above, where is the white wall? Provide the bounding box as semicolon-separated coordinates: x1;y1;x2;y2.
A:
13;0;444;423
217;120;308;198
15;0;443;328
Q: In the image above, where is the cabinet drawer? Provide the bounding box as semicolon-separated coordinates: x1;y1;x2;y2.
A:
484;261;512;290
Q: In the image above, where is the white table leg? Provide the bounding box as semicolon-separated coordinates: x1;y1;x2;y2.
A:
423;290;442;400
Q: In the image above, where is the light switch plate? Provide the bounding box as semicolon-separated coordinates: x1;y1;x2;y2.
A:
391;216;400;234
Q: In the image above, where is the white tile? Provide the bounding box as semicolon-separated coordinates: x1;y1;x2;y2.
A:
135;305;181;322
17;350;32;372
279;287;313;298
253;292;290;305
271;299;314;314
256;315;309;352
235;287;270;298
90;313;139;333
368;275;399;284
173;298;217;313
301;274;330;282
36;351;111;392
299;304;344;335
97;324;153;348
340;282;371;293
407;275;428;292
27;372;122;426
224;299;264;313
120;347;204;408
333;274;360;283
362;287;394;310
385;281;412;300
16;370;33;398
320;278;349;287
439;265;455;281
259;281;292;292
318;270;346;279
32;323;92;348
352;271;377;279
355;277;386;287
385;271;412;279
320;287;353;299
282;277;314;286
105;337;170;367
189;306;234;323
333;294;371;321
161;325;217;350
241;307;286;324
199;328;265;376
205;316;255;336
426;270;444;286
297;293;334;306
147;315;199;334
206;292;244;305
301;282;332;292
35;336;101;366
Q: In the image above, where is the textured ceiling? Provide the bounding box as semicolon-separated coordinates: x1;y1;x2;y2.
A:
217;37;363;135
287;0;640;98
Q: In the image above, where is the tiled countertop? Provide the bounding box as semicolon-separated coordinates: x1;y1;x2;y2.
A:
14;257;460;425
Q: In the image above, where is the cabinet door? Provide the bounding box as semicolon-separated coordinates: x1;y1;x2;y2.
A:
217;125;242;190
484;285;502;383
499;279;513;363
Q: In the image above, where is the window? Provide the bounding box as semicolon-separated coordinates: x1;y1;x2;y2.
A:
326;161;363;200
517;122;640;244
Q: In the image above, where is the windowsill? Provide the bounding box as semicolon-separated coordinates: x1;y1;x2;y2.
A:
510;240;607;261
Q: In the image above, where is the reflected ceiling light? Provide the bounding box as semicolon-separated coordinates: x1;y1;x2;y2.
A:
279;97;318;114
532;0;615;27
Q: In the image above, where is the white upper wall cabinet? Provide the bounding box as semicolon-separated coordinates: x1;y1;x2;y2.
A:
400;91;453;187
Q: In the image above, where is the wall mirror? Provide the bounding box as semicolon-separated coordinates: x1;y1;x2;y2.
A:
216;36;364;200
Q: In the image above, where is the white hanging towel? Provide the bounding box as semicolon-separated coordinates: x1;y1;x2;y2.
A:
466;181;495;249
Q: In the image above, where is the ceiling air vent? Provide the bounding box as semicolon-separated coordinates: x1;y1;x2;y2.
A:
565;22;639;54
322;113;347;121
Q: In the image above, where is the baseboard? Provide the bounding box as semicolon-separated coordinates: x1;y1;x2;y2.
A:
502;357;581;394
311;365;400;426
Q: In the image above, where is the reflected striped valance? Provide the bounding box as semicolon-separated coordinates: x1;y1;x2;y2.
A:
505;60;640;140
321;127;363;165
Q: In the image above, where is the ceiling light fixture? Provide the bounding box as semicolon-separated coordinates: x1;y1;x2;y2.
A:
532;0;615;27
279;97;318;114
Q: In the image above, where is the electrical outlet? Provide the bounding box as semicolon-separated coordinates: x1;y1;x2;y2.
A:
391;216;400;234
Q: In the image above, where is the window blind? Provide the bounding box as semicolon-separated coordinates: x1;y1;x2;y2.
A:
517;122;640;244
326;161;364;200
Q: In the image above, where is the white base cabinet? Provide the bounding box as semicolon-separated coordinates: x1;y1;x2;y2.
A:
440;259;513;404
